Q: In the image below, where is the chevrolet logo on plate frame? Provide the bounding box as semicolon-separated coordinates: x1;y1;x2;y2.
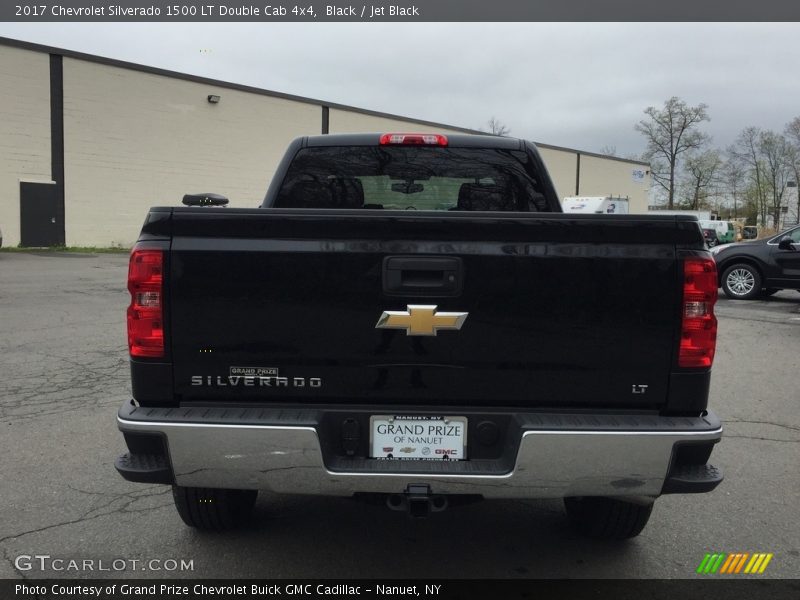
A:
375;305;468;337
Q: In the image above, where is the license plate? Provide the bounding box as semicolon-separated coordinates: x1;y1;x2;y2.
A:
369;415;468;460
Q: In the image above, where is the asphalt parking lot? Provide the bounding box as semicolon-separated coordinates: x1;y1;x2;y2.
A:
1;251;798;580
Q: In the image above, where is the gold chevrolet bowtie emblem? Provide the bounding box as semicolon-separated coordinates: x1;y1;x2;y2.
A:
375;305;468;336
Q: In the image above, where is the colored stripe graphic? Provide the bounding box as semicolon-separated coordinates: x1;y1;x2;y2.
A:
710;553;726;573
696;553;712;574
698;553;727;574
700;552;773;574
744;553;774;574
758;554;774;573
719;554;737;574
734;553;750;573
746;554;763;573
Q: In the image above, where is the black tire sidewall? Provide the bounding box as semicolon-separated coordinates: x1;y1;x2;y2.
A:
564;496;654;540
172;486;257;530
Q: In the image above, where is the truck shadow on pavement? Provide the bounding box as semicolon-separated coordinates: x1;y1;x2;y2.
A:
179;494;643;579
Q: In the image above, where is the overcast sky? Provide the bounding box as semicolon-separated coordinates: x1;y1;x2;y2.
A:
1;22;798;157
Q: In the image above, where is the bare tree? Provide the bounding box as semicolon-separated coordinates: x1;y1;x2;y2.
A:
785;117;800;225
785;116;800;153
486;117;510;136
635;97;710;208
759;131;792;229
599;145;618;157
721;149;748;219
785;145;800;226
682;150;722;210
730;127;769;226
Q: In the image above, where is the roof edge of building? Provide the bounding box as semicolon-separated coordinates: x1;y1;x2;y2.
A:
534;142;649;166
0;35;649;167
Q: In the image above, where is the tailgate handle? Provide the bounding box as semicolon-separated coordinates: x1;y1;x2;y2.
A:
382;256;463;297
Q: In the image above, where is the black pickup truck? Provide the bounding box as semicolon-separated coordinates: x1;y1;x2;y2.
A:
117;133;723;539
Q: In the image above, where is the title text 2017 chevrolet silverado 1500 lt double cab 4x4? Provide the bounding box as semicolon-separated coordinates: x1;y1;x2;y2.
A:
116;133;722;539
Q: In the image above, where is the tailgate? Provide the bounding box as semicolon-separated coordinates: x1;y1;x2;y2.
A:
168;210;691;409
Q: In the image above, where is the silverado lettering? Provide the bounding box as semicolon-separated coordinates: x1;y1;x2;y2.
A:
190;375;322;387
116;132;723;539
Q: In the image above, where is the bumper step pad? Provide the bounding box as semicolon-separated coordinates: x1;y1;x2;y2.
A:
115;452;173;484
662;463;723;494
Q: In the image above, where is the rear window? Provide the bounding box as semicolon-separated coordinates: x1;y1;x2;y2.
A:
274;146;550;212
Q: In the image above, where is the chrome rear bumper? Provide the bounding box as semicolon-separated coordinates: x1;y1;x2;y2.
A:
117;401;723;499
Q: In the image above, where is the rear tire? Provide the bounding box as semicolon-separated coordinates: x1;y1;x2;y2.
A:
172;486;257;531
564;496;653;539
721;263;762;300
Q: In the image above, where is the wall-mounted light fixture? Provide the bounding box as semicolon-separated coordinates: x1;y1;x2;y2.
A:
207;95;220;104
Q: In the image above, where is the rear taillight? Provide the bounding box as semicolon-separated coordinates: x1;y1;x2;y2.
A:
127;247;164;358
679;257;718;368
379;133;448;146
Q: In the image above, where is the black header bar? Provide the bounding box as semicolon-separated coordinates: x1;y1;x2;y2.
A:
3;579;799;600
3;0;800;22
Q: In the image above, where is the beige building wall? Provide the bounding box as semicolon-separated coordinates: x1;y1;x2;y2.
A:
578;154;650;213
1;40;653;247
62;58;321;246
537;146;578;201
328;108;467;135
0;46;52;247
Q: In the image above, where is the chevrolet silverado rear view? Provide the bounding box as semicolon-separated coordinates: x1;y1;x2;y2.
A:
116;133;722;538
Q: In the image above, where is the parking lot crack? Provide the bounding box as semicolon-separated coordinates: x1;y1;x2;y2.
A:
65;484;172;520
0;487;173;544
724;434;799;444
0;515;99;545
726;419;800;432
